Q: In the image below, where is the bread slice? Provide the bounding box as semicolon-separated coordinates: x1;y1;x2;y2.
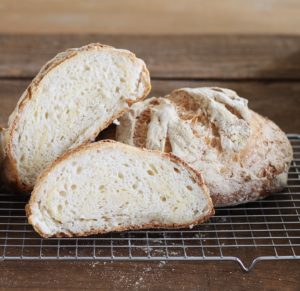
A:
2;43;151;191
116;87;293;207
26;141;213;238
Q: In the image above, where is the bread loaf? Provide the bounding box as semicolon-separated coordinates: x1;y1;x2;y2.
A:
2;43;151;191
26;141;214;237
116;87;293;206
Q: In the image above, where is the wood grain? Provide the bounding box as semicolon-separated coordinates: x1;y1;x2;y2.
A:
1;79;299;132
0;0;299;35
0;35;299;79
0;260;299;290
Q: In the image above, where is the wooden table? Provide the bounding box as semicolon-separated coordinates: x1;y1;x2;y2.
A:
0;35;299;290
1;0;300;35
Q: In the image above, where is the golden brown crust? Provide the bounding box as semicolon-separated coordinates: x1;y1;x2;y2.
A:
26;140;214;238
4;44;151;192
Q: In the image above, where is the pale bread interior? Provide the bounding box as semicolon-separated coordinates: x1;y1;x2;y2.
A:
27;142;213;237
9;46;149;188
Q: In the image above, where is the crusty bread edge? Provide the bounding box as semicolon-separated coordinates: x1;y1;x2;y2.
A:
213;112;292;207
4;44;151;192
26;140;214;238
212;177;286;207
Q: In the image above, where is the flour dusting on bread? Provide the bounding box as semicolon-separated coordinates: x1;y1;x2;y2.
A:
117;87;292;206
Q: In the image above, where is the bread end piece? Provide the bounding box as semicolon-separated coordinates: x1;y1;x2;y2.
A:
4;44;151;192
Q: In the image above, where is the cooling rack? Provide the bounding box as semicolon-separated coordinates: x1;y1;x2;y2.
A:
0;135;299;272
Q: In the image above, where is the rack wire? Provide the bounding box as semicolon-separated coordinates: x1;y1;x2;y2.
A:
0;135;299;272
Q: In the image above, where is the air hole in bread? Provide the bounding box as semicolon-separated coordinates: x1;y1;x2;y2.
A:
45;112;49;119
174;167;181;173
59;191;66;197
76;167;82;174
147;169;155;176
118;172;124;179
115;86;120;93
99;185;105;192
71;184;77;191
132;184;138;190
186;185;193;191
102;216;110;222
193;210;199;215
120;77;126;83
84;65;90;71
149;164;158;174
160;196;167;202
190;177;196;184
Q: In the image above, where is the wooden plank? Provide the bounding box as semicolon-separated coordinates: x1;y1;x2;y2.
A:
0;79;299;132
0;260;299;290
0;35;299;79
0;0;300;35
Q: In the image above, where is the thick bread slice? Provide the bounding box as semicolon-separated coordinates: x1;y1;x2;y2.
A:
26;141;214;238
3;43;151;191
116;87;293;207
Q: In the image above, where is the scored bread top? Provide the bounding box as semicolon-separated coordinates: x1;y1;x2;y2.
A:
2;43;151;191
26;141;214;238
116;87;293;206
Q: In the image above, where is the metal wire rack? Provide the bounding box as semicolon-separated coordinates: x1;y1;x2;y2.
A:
0;135;299;272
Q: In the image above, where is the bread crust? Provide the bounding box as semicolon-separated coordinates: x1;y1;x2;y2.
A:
116;88;293;207
26;140;214;238
3;44;151;192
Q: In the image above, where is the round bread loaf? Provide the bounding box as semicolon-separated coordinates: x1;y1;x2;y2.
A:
116;87;293;206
